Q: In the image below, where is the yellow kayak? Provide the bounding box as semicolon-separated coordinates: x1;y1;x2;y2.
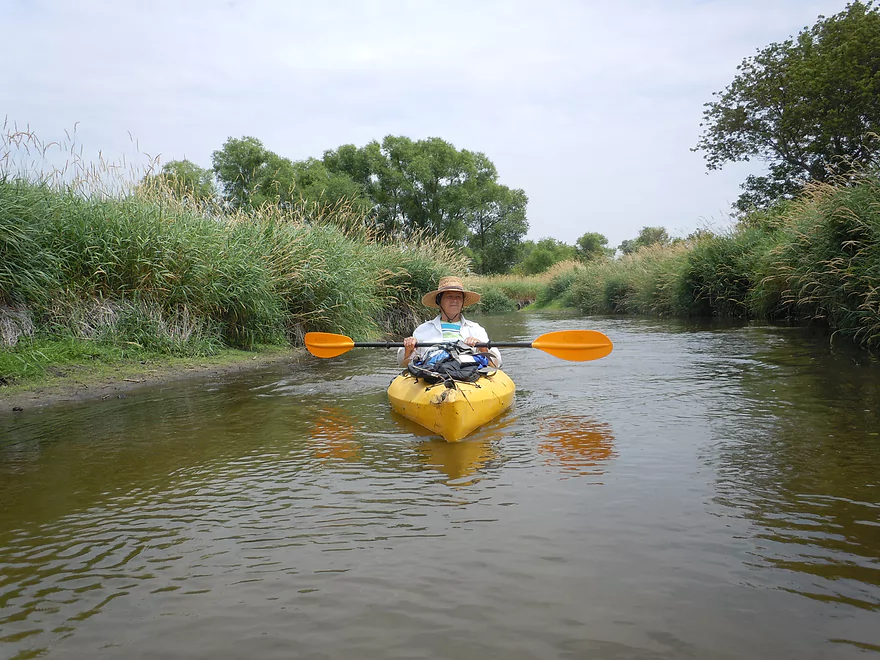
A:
387;370;516;442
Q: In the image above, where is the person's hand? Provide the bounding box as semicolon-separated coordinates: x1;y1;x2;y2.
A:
464;337;488;352
403;336;417;350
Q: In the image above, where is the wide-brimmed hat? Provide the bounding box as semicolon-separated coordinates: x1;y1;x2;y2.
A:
421;276;481;308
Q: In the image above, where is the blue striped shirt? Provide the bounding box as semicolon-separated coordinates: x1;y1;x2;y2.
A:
441;322;462;341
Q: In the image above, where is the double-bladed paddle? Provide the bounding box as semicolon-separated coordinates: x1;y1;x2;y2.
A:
304;330;613;362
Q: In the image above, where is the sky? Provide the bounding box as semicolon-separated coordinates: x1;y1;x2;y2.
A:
2;0;845;248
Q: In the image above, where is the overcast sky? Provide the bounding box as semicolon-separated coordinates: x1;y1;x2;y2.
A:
3;0;842;247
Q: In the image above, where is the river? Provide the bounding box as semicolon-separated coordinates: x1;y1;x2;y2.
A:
1;312;879;659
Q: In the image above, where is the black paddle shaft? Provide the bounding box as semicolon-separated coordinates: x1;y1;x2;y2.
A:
352;341;531;349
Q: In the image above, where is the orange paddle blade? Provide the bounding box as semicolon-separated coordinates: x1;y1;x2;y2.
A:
530;330;613;362
304;332;355;358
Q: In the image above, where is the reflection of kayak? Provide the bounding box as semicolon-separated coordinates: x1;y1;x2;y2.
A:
387;370;516;442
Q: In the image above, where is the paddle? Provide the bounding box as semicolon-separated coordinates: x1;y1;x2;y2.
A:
304;330;613;362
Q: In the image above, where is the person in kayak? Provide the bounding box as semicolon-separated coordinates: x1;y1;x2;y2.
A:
397;276;502;369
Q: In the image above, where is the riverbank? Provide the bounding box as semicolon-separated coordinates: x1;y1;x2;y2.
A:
470;174;880;352
0;346;301;413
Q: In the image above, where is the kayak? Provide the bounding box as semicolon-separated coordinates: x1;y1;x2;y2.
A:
387;370;516;442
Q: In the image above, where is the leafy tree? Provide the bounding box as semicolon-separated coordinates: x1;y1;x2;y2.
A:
323;143;377;190
519;237;576;275
324;136;529;248
286;158;371;213
143;160;215;202
213;137;368;212
466;184;529;273
212;136;273;210
325;141;396;231
694;1;880;212
575;232;612;261
252;152;298;207
380;135;476;242
619;226;670;255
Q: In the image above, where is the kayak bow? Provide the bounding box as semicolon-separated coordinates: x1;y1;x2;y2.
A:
387;369;516;442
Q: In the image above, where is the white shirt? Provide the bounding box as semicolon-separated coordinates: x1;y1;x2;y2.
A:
396;314;503;368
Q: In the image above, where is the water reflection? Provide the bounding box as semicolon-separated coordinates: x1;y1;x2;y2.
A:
538;415;616;479
700;329;880;615
392;411;512;483
308;406;361;462
305;403;507;484
3;313;880;658
417;439;495;482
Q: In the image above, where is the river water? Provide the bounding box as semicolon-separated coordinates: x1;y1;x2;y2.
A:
1;312;879;659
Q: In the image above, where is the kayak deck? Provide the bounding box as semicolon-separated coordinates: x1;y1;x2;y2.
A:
387;370;516;442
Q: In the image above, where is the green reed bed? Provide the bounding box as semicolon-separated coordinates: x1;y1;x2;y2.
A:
671;227;780;318
768;179;880;346
465;269;560;313
533;261;585;309
0;177;463;385
551;174;880;350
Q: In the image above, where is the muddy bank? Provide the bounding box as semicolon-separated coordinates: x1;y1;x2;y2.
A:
0;348;303;414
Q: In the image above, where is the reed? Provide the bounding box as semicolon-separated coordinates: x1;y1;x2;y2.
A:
768;177;880;346
552;173;880;350
1;127;465;385
672;228;778;317
465;270;552;308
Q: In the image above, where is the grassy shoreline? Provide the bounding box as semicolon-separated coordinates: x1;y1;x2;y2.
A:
470;174;880;352
1;170;469;398
0;343;301;412
4;133;879;411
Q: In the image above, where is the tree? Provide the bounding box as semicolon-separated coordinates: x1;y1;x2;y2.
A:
286;158;371;213
379;135;476;242
694;1;880;212
466;185;529;273
324;136;529;248
142;160;215;202
575;232;612;261
618;226;670;255
518;238;576;275
213;137;368;212
212;136;272;210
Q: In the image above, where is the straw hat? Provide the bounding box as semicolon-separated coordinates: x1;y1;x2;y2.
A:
421;276;481;308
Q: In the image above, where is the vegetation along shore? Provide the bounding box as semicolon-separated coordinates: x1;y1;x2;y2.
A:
3;2;880;408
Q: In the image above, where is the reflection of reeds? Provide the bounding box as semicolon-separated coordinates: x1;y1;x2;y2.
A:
538;416;616;478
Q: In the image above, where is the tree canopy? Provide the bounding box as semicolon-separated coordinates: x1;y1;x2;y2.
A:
144;160;215;202
147;134;529;273
211;137;370;212
575;232;613;261
324;136;529;272
619;226;670;255
517;238;576;275
694;1;880;212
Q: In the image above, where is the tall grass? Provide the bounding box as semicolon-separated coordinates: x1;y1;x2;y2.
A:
671;228;778;317
462;171;879;352
553;173;880;350
769;179;880;346
465;266;563;311
0;128;467;377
